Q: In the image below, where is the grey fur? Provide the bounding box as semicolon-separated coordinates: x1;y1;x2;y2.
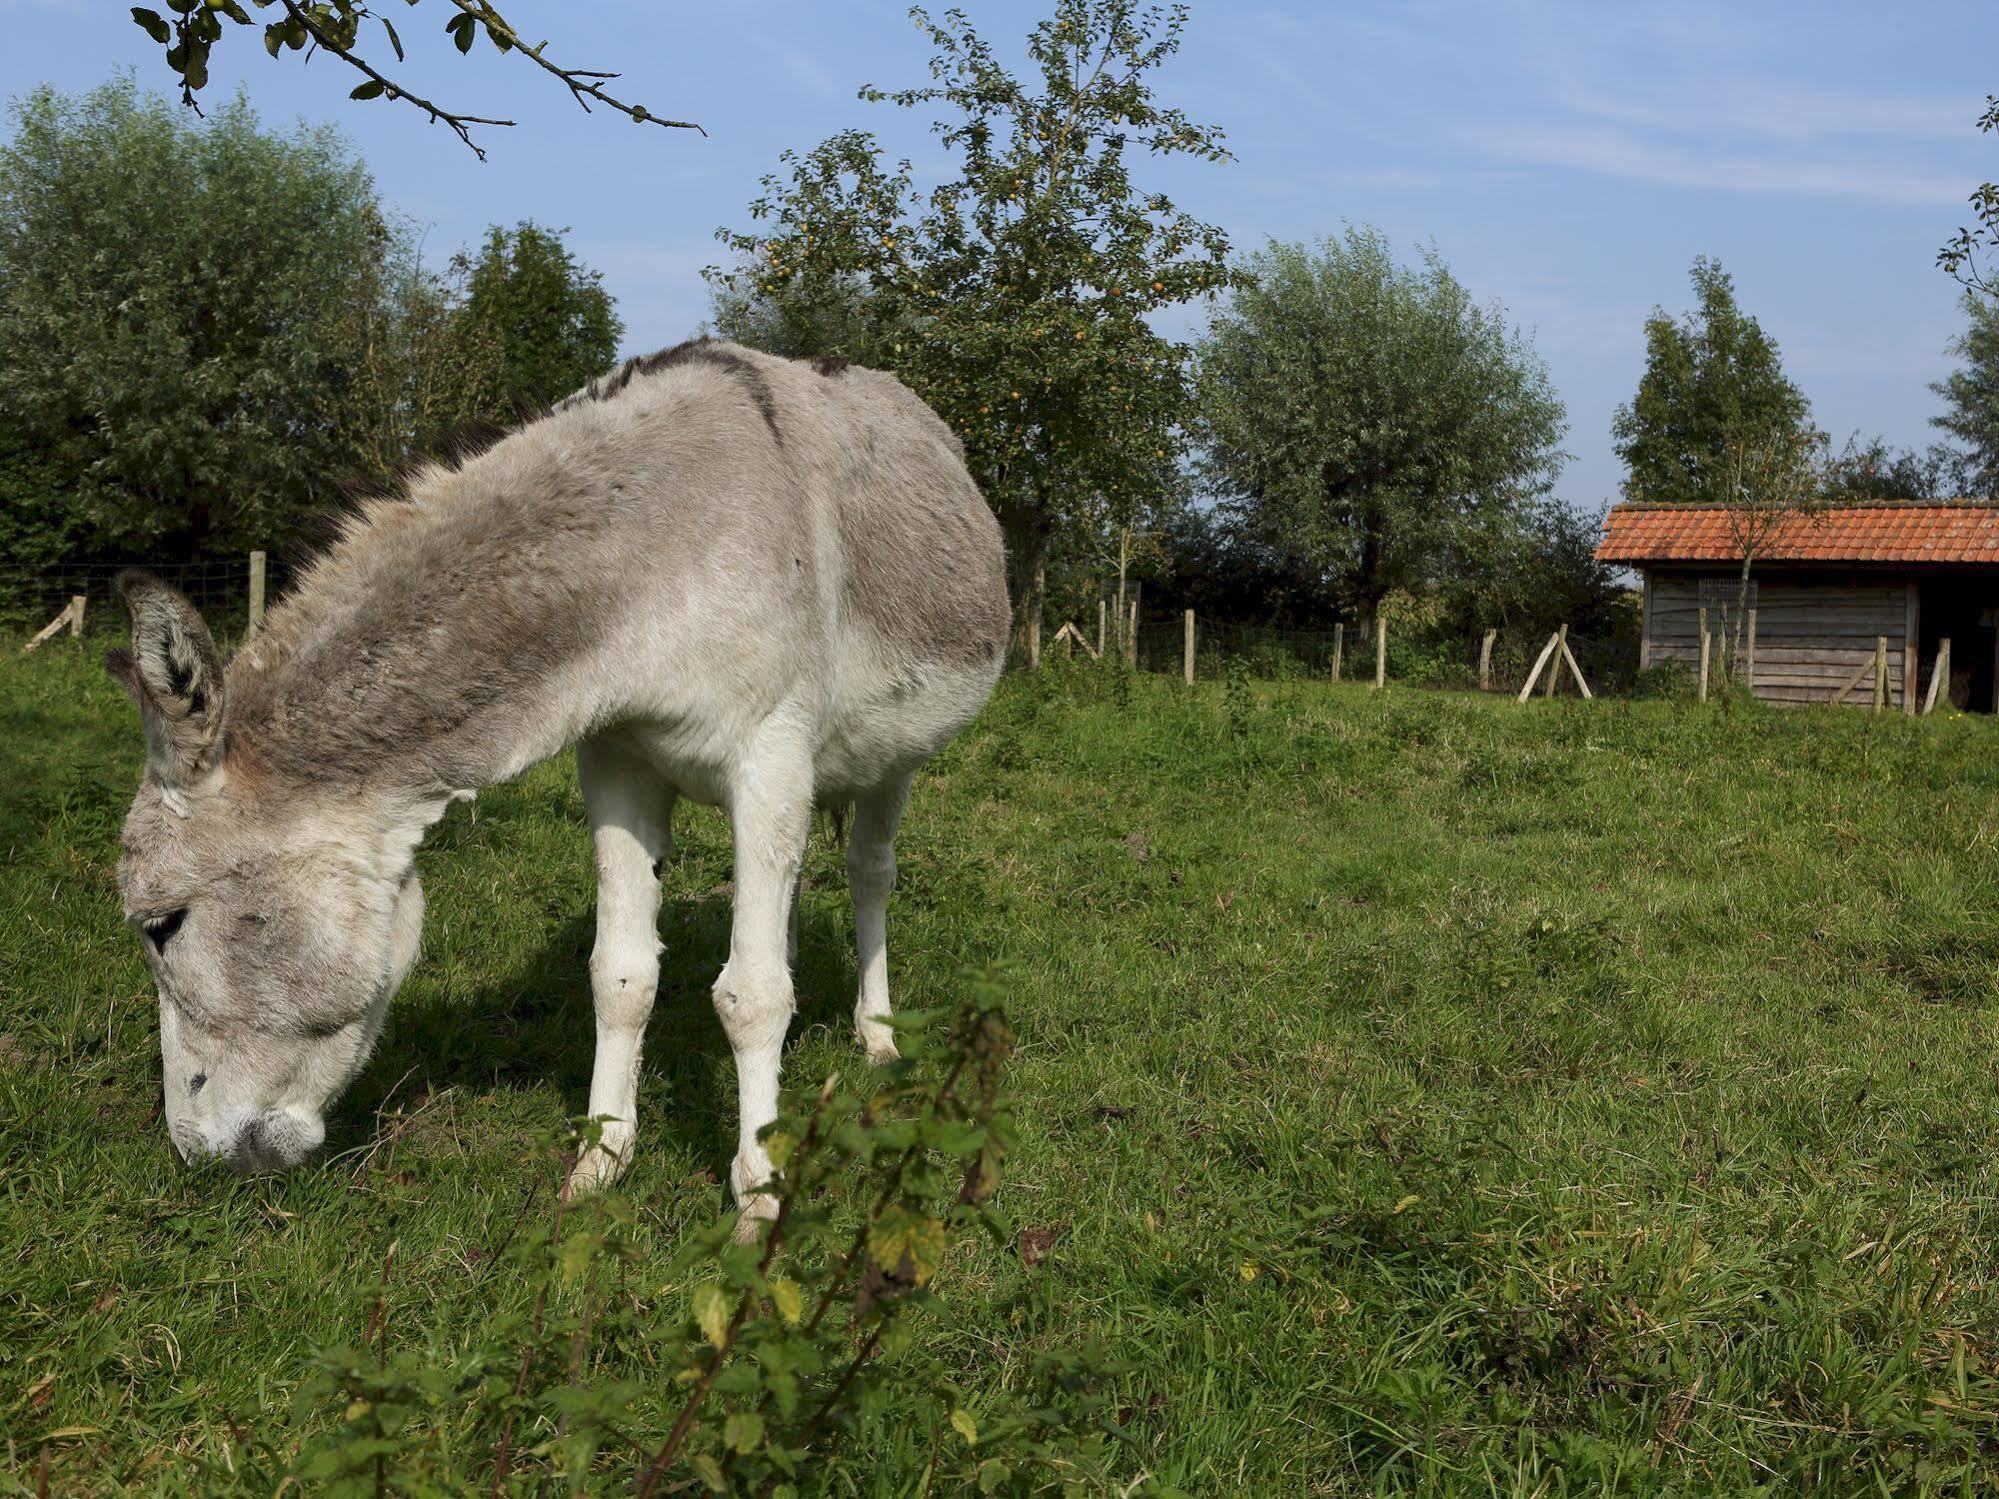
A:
110;342;1008;1207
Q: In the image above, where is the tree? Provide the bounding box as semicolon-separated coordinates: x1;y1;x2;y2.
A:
711;1;1235;647
454;222;622;407
1713;424;1829;659
128;1;699;159
1611;256;1811;506
1194;230;1567;618
333;213;506;489
1822;433;1967;503
1931;293;1999;495
0;79;381;559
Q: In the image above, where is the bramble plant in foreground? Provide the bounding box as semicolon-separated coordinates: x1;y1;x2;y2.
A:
280;972;1148;1496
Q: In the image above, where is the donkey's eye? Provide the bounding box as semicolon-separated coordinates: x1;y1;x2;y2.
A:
143;907;188;950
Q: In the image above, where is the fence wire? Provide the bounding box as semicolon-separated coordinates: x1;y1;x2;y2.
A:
0;556;294;637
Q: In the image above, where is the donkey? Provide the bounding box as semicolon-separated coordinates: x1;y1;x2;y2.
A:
108;339;1009;1227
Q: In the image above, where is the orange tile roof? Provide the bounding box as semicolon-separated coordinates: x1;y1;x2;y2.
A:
1596;502;1999;565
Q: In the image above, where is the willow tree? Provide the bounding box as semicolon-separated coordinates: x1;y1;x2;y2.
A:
711;1;1235;646
1195;230;1567;619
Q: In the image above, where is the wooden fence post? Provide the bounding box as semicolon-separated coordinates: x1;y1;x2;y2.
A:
1331;623;1344;683
1127;584;1140;668
1479;628;1496;690
1874;635;1888;712
248;549;267;639
1557;629;1594;700
1923;637;1952;715
1744;608;1757;694
1545;623;1566;698
1698;630;1710;702
1097;598;1106;660
1373;615;1386;690
1183;610;1195;684
1517;632;1560;703
69;594;85;637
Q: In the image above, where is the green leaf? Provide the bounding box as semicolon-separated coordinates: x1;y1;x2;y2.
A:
769;1275;803;1325
379;15;403;60
868;1205;946;1287
691;1452;726;1494
690;1282;731;1349
950;1407;979;1446
349;79;385;101
446;11;475;52
131;8;172;44
724;1409;765;1454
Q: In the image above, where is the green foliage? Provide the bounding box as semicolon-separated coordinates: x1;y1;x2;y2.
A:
0;78;378;559
1195;229;1567;615
454;222;623;408
334;211;508;490
1821;432;1968;503
711;1;1236;616
1929;293;1999;496
1611;256;1812;504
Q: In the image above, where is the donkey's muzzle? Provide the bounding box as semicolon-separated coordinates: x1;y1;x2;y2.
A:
218;1111;325;1173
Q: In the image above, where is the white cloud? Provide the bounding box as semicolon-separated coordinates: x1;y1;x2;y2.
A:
1477;123;1969;206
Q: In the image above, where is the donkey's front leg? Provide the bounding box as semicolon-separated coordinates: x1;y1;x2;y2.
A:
715;742;811;1239
567;738;674;1198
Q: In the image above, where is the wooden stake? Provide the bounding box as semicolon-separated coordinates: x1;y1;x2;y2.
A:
22;595;85;653
1698;630;1710;702
1545;623;1566;698
248;549;267;639
1096;598;1106;660
1373;615;1386;690
1923;637;1951;715
1874;635;1887;712
1744;608;1757;694
1557;633;1594;700
1331;623;1344;683
1183;609;1195;685
1833;655;1873;706
1479;628;1496;690
1517;633;1560;703
1127;584;1140;668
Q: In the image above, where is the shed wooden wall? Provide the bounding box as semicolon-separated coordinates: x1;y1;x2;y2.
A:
1644;570;1912;707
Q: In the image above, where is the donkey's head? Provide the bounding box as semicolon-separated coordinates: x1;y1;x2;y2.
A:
108;573;426;1172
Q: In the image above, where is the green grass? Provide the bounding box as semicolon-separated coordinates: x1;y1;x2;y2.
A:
7;639;1999;1494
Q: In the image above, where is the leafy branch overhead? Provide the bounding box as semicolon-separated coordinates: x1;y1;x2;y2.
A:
128;0;701;159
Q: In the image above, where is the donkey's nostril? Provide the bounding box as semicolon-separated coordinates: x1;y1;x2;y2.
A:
188;1072;206;1095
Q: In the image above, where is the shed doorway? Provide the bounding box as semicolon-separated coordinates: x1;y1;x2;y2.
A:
1917;578;1999;712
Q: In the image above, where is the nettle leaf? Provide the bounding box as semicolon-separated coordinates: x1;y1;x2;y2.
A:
131;8;172;44
769;1275;803;1325
690;1282;732;1349
869;1205;946;1287
724;1409;765;1454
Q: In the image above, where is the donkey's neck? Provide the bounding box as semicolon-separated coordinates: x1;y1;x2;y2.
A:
224;443;629;799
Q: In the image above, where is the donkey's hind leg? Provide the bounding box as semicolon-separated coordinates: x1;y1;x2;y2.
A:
847;773;912;1066
566;736;674;1198
715;730;813;1239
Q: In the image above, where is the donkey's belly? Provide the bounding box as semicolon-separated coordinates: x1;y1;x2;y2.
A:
813;660;1000;800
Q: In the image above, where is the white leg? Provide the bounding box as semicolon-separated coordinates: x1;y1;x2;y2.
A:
786;864;803;971
848;775;911;1066
715;733;812;1237
566;738;673;1197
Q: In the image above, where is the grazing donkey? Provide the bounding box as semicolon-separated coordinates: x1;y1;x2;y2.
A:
108;340;1009;1227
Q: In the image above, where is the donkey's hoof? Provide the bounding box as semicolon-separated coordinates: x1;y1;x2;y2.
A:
856;1017;899;1067
731;1193;779;1245
563;1142;630;1200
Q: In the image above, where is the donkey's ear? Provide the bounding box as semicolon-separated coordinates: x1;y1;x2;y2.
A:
106;570;226;786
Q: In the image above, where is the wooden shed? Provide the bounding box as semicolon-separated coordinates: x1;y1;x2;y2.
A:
1596;500;1999;711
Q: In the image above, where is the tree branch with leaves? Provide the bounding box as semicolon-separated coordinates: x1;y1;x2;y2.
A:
129;0;700;160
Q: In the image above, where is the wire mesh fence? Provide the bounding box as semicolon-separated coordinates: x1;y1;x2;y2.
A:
0;555;294;641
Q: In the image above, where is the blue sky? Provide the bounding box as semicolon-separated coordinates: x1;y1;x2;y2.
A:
6;0;1997;509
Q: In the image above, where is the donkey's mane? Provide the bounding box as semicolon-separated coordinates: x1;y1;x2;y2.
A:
224;340;789;789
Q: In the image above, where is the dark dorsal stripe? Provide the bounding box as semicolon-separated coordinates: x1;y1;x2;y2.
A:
575;338;783;446
812;356;850;377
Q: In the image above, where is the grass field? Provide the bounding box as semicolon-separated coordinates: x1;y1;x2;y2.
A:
7;639;1999;1494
